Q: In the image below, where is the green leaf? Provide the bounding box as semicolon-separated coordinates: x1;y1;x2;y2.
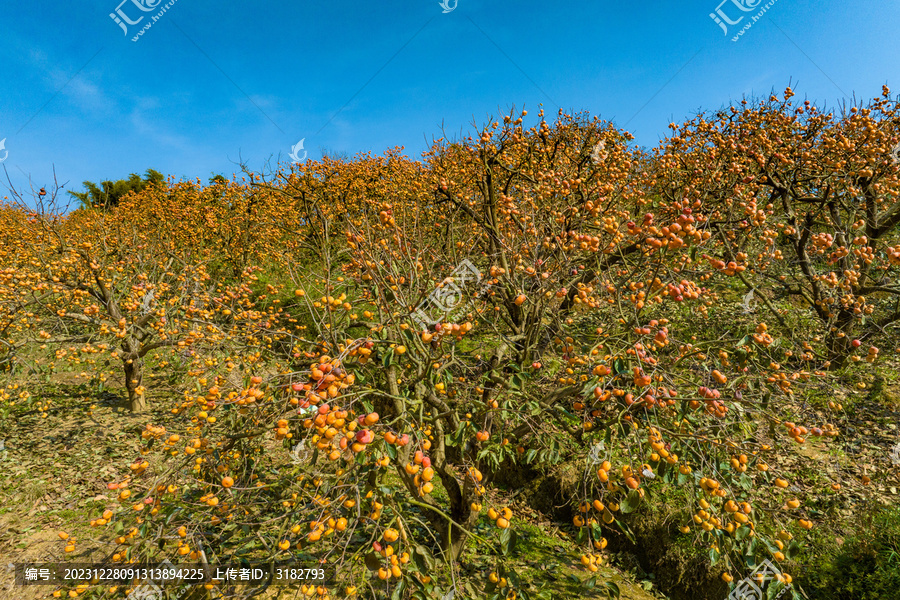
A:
510;373;524;391
414;545;434;571
620;490;642;514
164;507;182;525
602;581;621;598
500;527;516;556
392;579;407;600
364;552;382;571
785;540;801;559
618;521;636;544
709;547;719;565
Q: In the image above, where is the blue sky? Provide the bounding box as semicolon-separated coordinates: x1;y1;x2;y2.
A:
1;0;898;201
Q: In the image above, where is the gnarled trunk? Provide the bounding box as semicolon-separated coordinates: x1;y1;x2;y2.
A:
430;459;481;562
438;487;478;561
123;356;147;412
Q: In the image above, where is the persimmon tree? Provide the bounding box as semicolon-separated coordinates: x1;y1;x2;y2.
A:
656;86;900;367
278;107;836;594
328;106;869;596
112;175;296;282
331;108;652;564
0;184;276;413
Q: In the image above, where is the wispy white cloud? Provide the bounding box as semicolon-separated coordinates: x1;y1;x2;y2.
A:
25;46;112;113
129;107;194;152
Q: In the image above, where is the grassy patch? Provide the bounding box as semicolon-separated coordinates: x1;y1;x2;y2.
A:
795;503;900;600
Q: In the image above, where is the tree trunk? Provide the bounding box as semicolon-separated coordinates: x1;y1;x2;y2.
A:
442;521;470;562
825;309;856;370
123;357;148;412
435;472;478;562
439;502;477;562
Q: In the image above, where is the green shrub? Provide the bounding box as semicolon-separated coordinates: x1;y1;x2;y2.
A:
798;505;900;599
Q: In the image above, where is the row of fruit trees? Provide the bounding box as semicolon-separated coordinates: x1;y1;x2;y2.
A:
1;87;899;599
